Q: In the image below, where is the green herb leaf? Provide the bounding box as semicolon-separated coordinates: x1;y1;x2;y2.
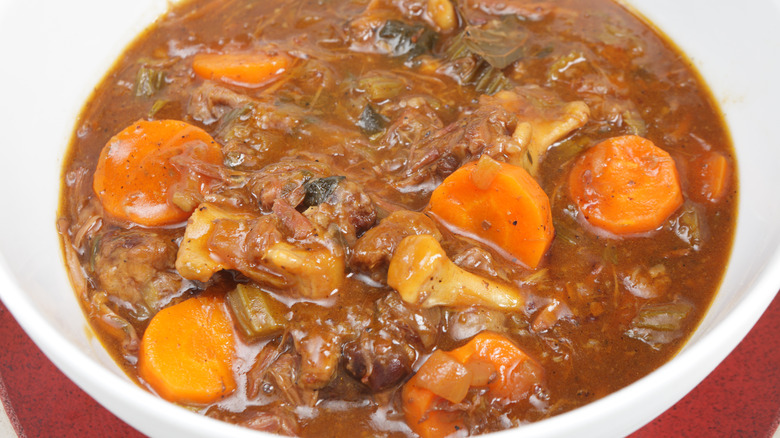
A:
356;104;388;136
303;176;345;208
378;20;438;60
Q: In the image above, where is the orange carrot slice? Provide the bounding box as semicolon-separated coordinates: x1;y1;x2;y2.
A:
402;332;543;438
568;135;683;235
429;155;554;269
138;294;236;405
446;331;543;402
93;119;222;227
192;51;290;88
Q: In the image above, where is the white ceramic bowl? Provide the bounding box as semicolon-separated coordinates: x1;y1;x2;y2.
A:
0;0;778;437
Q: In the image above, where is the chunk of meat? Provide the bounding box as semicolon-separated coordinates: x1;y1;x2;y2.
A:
342;332;415;392
247;158;332;211
216;100;311;170
247;344;319;407
244;159;377;243
239;407;299;437
375;293;442;351
94;229;184;322
302;179;377;245
347;3;396;54
347;0;438;55
381;104;444;154
446;307;508;341
396;104;521;192
188;82;312;170
188;81;254;125
290;328;342;390
351;210;442;284
285;300;374;392
621;264;671;299
451;246;508;282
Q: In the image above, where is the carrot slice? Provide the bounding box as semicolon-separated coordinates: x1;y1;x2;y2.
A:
429;155;554;269
402;332;543;438
192;52;290;88
690;151;732;203
138;294;236;405
568;135;683;235
446;331;543;402
402;383;466;438
93;119;222;227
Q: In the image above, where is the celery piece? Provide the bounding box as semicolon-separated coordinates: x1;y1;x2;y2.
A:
358;75;405;101
134;66;166;98
226;284;288;340
626;301;693;349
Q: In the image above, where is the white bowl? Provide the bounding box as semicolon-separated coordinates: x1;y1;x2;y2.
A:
0;0;778;437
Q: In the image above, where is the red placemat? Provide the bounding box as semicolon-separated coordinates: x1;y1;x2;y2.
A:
1;293;778;438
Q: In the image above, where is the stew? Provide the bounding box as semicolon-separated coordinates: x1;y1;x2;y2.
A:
58;0;737;436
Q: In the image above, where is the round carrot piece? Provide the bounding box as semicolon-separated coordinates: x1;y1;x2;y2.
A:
138;294;236;405
429;155;554;269
401;332;543;437
93;119;222;227
192;52;290;88
568;135;683;235
446;332;543;403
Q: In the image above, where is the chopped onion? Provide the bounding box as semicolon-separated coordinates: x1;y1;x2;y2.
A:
470;155;503;190
413;350;472;403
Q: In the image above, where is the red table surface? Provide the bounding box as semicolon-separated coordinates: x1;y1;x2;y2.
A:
1;293;778;438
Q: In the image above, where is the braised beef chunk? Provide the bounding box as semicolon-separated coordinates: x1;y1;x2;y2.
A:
249;346;319;407
188;81;253;125
376;293;443;351
291;325;342;390
461;0;554;23
247;158;332;211
93;229;184;322
446;307;509;342
241;159;376;243
351;210;442;283
343;332;414;392
395;104;520;191
58;0;736;435
302;179;377;244
380;104;444;155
